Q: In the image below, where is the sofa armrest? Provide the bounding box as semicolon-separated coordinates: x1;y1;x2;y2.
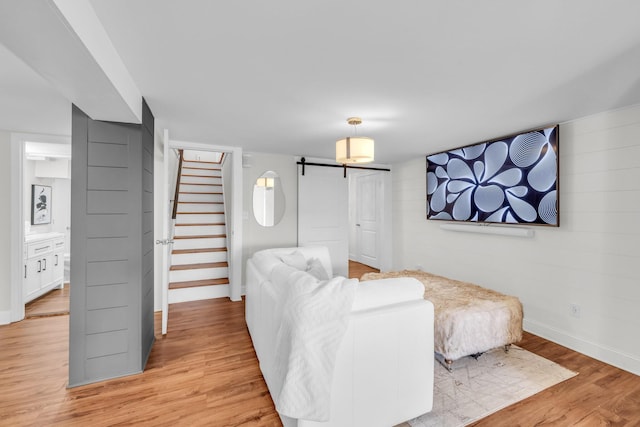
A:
352;277;425;312
298;299;435;427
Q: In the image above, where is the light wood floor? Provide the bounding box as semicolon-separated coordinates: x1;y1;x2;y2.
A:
25;284;70;318
2;295;639;425
348;259;379;279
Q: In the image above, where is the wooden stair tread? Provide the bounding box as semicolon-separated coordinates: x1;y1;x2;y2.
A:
176;211;224;215
173;234;226;239
179;192;223;195
178;201;223;204
172;247;227;254
182;166;222;171
170;261;228;271
183;160;221;165
175;223;225;227
169;278;229;289
179;182;222;186
181;173;222;178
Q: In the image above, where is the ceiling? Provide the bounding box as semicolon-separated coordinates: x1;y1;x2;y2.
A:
2;1;640;163
0;44;71;137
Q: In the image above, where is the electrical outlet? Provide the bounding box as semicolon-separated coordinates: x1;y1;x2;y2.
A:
569;303;581;318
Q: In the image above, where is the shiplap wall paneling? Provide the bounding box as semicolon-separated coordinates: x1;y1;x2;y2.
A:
391;104;640;375
69;103;155;387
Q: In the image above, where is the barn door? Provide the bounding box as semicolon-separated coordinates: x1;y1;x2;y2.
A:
297;164;349;277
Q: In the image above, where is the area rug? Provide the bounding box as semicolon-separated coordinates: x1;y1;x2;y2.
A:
407;346;577;427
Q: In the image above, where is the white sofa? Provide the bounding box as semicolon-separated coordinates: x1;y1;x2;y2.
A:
245;246;434;427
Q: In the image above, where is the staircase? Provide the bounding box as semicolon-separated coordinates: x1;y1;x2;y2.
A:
168;155;229;303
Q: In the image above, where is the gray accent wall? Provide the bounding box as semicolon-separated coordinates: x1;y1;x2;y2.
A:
69;102;154;387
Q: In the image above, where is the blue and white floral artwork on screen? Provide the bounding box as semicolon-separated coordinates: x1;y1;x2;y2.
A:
426;126;558;226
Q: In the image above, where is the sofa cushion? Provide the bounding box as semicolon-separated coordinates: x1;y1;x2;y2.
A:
270;263;301;284
306;257;330;281
251;251;284;277
352;277;425;311
280;250;308;270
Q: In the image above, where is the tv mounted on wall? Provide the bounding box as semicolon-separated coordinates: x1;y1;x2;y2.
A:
426;125;559;226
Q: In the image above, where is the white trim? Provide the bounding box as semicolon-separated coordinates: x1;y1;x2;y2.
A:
0;310;11;325
166;139;243;302
169;139;240;154
161;129;170;335
380;170;393;272
10;134;25;323
229;149;243;301
524;318;640;376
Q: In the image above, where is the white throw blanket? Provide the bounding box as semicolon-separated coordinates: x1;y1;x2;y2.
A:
271;264;357;422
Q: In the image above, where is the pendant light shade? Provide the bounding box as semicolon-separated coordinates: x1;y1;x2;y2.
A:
336;117;374;164
336;136;375;164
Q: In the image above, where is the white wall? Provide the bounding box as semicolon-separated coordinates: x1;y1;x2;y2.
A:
391;104;640;375
241;152;298;286
0;131;12;320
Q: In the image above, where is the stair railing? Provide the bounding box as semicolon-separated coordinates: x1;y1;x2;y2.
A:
172;149;184;220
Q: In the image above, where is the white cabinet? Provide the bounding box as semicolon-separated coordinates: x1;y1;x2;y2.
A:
53;238;65;285
23;233;65;303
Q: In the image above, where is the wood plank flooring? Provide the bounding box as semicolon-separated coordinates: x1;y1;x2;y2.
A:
471;332;640;426
0;299;279;426
24;284;70;318
3;290;640;426
348;259;379;279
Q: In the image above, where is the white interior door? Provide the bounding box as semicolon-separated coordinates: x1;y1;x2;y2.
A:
298;164;349;277
354;172;381;269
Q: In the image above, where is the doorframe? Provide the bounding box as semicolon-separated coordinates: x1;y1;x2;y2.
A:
348;169;392;271
165;139;243;302
349;170;383;269
10;132;71;323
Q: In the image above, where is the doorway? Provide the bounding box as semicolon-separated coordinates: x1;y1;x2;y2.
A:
159;136;243;335
349;171;384;270
11;133;71;322
297;161;392;278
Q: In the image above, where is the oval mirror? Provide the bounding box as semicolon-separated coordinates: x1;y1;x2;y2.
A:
252;170;285;227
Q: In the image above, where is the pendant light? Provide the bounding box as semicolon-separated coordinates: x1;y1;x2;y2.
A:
336;117;374;164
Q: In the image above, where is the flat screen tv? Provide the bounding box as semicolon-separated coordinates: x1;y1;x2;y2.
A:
426;125;559;226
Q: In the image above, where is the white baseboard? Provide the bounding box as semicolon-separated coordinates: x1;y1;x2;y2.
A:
168;284;229;304
0;310;11;325
524;318;640;376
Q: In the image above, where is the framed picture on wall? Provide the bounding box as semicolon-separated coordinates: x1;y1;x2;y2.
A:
31;184;52;225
